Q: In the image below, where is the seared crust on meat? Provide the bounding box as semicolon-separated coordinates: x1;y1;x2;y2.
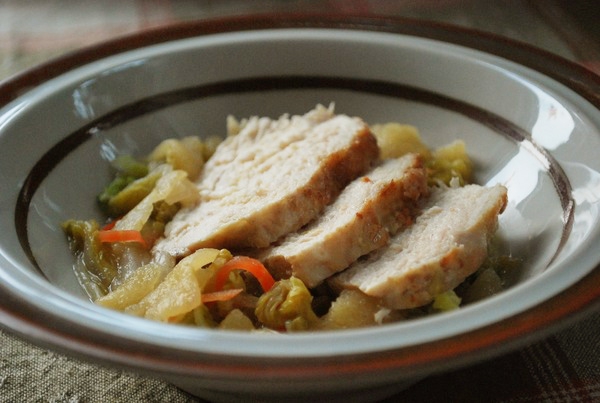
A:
329;184;508;309
258;154;428;288
154;105;379;257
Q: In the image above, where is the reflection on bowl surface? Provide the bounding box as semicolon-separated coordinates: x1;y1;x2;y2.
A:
1;16;600;402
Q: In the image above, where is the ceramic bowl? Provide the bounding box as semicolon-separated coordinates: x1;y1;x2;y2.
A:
1;15;600;402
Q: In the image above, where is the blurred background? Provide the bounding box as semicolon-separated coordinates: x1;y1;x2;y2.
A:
1;0;599;81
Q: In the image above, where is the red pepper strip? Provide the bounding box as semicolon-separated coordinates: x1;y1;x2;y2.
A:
214;256;275;293
98;229;147;247
101;219;118;230
201;288;243;303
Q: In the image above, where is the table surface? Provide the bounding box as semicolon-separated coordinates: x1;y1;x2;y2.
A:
1;1;599;402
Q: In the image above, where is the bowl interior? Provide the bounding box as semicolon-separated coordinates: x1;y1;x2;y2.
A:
1;26;600;358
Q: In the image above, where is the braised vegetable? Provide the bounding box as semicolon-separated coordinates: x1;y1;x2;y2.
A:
98;229;147;247
460;254;521;304
431;290;462;311
62;219;117;296
102;170;161;217
218;309;255;331
317;289;386;329
428;140;472;186
98;156;149;216
201;288;243;303
125;248;226;322
148;136;206;180
63;121;517;332
113;164;198;232
372;123;431;159
214;256;275;293
372;122;472;186
255;276;318;331
95;261;171;310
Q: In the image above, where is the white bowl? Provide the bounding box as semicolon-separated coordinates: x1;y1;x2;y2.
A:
1;15;600;402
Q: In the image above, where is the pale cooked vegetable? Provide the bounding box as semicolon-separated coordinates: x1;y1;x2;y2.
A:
114;164;199;232
62;219;117;296
125;248;223;321
148;136;205;181
111;155;149;178
371;123;431;159
218;309;255;330
103;170;161;217
462;269;503;304
316;289;382;329
95;261;170;310
192;304;217;328
202;135;223;160
372;122;472;186
431;290;462;311
315;289;407;330
255;276;318;331
97;155;149;215
429;140;472;186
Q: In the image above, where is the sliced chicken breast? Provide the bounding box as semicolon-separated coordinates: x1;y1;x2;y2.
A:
329;184;508;309
259;154;428;288
154;105;379;257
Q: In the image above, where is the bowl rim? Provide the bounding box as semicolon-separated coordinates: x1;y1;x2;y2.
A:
1;13;600;382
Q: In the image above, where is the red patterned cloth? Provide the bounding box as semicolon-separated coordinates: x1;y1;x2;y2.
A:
396;312;600;402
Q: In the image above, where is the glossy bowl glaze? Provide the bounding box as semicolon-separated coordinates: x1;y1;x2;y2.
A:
1;15;600;402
